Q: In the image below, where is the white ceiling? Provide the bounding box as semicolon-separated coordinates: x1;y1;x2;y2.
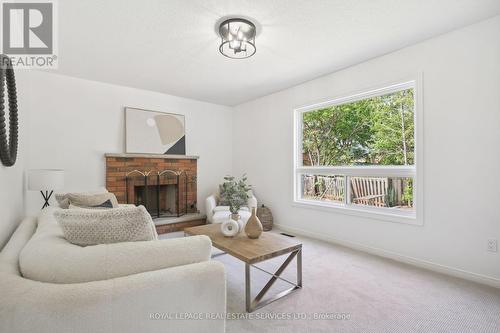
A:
54;0;500;106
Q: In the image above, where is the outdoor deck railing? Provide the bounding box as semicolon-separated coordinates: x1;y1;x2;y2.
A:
302;175;407;207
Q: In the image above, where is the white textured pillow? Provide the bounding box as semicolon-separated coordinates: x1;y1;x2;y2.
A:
54;205;158;246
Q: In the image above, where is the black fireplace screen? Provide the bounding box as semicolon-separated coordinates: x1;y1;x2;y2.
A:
125;170;187;218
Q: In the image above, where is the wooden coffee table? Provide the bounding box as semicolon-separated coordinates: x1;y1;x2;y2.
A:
184;223;302;312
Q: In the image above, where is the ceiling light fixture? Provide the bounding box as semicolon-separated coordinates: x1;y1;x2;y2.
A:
218;18;256;59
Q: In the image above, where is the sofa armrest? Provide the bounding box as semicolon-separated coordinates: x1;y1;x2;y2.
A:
205;194;217;223
20;234;213;284
0;261;226;333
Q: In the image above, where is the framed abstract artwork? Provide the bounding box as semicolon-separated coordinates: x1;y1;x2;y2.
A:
125;107;186;155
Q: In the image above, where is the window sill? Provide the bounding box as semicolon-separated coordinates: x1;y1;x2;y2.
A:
292;199;422;226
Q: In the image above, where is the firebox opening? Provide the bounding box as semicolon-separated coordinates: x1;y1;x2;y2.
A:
134;184;180;217
125;169;189;218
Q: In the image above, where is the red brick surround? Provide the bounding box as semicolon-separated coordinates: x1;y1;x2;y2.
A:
105;154;198;213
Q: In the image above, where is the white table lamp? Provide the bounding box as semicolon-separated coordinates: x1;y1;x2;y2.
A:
28;169;64;209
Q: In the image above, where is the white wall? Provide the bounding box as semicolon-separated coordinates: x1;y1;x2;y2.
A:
233;16;500;285
0;72;29;249
19;71;233;216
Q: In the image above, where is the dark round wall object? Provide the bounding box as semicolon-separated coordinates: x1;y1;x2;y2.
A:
0;54;18;167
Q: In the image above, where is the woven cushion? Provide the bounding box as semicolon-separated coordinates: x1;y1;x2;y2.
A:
55;189;109;209
67;192;119;209
54;205;158;246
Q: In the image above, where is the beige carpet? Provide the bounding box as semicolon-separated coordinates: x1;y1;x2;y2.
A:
162;231;500;333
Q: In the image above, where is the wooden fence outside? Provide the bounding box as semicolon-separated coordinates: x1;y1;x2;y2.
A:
302;175;345;202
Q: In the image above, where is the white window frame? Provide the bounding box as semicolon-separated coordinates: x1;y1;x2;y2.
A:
293;77;423;225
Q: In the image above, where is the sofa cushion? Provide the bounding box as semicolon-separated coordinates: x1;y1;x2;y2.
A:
54;205;157;246
19;207;213;283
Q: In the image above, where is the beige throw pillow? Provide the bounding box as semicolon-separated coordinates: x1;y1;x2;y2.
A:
67;192;119;209
55;189;109;209
54;205;158;246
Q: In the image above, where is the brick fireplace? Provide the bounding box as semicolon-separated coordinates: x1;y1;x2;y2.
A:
105;153;205;233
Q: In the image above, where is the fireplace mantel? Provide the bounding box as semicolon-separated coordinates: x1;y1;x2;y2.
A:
105;153;199;160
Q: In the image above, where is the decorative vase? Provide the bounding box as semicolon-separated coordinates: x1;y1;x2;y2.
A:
221;219;239;237
245;207;263;239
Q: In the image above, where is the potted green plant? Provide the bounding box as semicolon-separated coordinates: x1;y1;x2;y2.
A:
219;175;252;221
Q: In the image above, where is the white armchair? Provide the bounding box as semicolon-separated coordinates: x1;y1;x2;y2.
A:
206;191;257;224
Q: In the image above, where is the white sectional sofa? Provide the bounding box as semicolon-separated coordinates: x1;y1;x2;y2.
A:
0;207;226;333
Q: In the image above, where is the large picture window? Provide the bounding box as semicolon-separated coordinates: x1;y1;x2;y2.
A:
294;81;420;222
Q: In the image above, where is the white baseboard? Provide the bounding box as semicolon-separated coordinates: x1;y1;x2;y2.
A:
274;223;500;289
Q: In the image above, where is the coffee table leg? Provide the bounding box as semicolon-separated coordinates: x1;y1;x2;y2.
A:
297;249;302;287
245;249;302;312
245;263;251;312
